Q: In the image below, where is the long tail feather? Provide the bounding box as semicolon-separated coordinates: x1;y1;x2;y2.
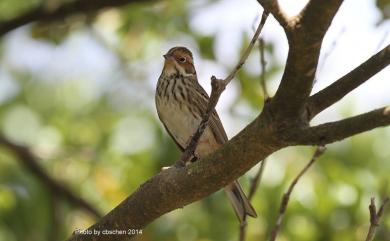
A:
224;181;257;224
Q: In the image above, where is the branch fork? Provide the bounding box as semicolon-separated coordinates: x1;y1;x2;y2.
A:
365;197;389;241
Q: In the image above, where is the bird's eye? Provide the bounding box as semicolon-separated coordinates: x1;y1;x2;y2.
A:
178;57;186;63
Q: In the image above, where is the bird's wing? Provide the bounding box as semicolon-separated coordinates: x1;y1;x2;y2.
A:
209;109;229;144
161;120;185;151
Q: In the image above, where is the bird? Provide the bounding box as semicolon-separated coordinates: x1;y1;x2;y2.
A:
155;46;257;223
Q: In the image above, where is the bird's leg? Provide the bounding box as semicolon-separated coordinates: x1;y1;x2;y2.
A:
174;153;197;168
189;155;198;163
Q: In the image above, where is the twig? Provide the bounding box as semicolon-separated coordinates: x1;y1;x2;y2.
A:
224;12;269;86
0;136;102;219
239;159;267;241
249;160;267;201
269;146;326;241
248;36;269;202
365;197;389;241
239;35;269;241
48;195;62;241
259;38;269;99
376;29;389;51
88;26;155;98
238;221;246;241
175;77;225;166
315;27;346;83
256;0;288;29
176;11;269;166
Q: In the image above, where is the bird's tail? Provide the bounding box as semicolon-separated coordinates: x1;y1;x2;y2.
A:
224;180;257;224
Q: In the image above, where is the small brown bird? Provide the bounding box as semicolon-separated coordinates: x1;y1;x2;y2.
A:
155;46;257;223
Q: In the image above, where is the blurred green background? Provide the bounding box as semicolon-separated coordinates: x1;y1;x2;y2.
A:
0;0;390;241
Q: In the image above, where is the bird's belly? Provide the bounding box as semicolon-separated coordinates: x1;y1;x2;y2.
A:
157;101;220;157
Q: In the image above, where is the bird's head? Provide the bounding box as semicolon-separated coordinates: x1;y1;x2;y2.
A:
162;47;196;77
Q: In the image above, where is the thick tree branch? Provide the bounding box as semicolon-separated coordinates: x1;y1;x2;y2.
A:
270;40;321;122
297;0;344;40
288;107;390;145
269;0;344;123
65;103;390;241
0;136;102;219
67;111;283;241
0;0;153;37
67;100;389;241
307;44;390;119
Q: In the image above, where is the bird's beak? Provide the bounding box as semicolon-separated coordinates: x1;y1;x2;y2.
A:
163;54;168;60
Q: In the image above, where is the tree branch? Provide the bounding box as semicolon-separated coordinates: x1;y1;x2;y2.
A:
288;107;390;145
65;94;390;241
365;197;389;241
67;112;283;241
256;0;289;29
0;136;102;219
269;0;344;123
0;0;154;37
269;146;326;241
239;37;269;241
238;159;267;241
297;0;344;40
259;38;269;99
307;44;390;119
176;76;225;165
